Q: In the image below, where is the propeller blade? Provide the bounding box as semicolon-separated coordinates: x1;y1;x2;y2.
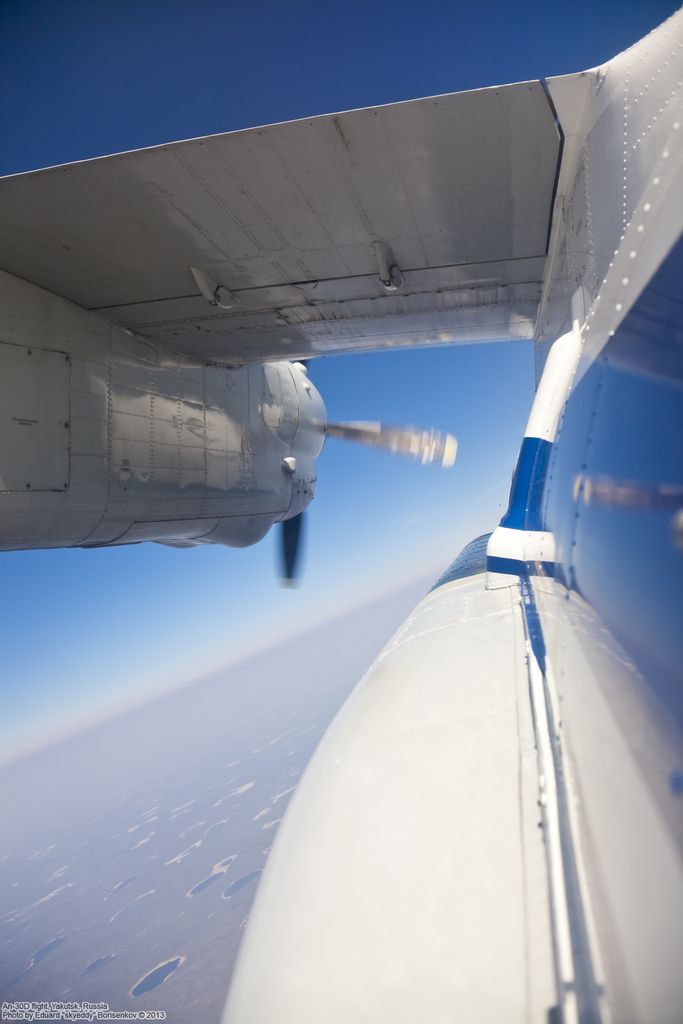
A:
326;421;457;468
280;512;305;585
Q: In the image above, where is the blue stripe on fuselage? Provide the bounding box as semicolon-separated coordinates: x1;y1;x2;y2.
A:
500;435;553;532
487;556;556;578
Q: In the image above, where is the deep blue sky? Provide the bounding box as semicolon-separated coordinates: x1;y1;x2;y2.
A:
0;0;676;756
0;0;676;175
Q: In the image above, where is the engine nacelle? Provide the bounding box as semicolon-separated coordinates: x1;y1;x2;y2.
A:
0;269;326;552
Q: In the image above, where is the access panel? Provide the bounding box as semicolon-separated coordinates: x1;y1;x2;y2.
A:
0;343;70;491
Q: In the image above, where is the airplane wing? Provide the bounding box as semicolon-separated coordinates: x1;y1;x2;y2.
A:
0;81;560;364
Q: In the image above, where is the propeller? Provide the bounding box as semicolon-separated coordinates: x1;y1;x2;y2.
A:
325;421;457;467
277;419;456;585
279;511;305;586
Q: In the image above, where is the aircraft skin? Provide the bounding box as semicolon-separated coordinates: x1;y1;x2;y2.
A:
1;7;682;1023
223;13;683;1024
0;285;323;549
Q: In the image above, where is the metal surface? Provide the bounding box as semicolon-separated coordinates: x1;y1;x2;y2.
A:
537;10;683;364
224;11;683;1022
0;82;560;363
0;7;681;1020
0;270;324;550
478;13;683;1019
224;568;557;1023
485;326;581;582
0;343;70;492
534;243;683;1020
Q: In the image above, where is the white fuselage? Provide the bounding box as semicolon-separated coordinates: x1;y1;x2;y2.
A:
0;269;325;550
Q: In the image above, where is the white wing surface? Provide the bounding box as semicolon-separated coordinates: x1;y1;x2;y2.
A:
0;82;559;364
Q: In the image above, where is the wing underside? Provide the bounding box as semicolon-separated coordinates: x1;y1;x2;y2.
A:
0;81;560;363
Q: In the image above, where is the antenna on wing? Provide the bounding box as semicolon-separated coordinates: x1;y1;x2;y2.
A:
189;266;240;310
371;241;403;292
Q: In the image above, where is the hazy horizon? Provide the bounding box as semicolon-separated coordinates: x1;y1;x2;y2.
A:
0;570;437;1019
